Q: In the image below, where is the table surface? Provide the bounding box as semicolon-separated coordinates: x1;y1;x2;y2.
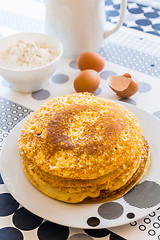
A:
0;0;160;240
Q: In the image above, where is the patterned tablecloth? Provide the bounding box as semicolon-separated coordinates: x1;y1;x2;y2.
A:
0;0;160;239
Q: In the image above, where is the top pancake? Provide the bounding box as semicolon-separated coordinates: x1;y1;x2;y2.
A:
18;92;143;181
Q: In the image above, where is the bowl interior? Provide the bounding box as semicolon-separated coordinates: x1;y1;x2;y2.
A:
0;33;63;92
0;32;63;67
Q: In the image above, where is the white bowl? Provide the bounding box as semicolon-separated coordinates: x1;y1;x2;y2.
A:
0;32;63;93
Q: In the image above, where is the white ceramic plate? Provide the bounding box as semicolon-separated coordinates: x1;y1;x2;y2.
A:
1;102;160;229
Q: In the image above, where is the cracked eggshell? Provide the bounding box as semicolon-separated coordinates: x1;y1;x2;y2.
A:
108;73;139;98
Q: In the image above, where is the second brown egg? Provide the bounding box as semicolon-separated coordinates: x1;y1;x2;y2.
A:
73;69;100;93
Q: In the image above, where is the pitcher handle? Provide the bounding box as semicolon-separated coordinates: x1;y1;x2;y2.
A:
103;0;127;39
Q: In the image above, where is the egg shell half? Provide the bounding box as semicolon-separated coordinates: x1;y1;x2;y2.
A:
108;73;139;98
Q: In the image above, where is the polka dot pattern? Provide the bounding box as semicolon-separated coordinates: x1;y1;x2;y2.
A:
144;218;151;224
147;31;160;36
105;0;160;37
13;207;43;230
128;8;144;14
127;213;135;219
68;234;93;240
106;10;119;17
138;82;152;92
0;193;19;216
100;70;117;80
153;111;160;119
31;89;50;100
37;221;69;240
124;181;160;208
84;229;111;238
152;24;160;31
136;19;151;27
98;202;124;220
0;174;4;184
0;9;43;33
51;74;69;84
119;98;136;106
100;42;160;78
144;12;159;19
84;227;126;240
130;221;137;227
139;225;146;231
0;0;159;239
113;4;120;10
148;229;156;236
87;217;100;227
153;222;160;229
130;26;143;31
0;227;23;240
149;212;156;217
0;125;10;151
0;75;159;238
69;60;78;69
93;87;102;96
110;232;126;240
0;98;33;132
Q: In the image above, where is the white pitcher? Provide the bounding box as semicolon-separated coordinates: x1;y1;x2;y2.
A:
45;0;127;57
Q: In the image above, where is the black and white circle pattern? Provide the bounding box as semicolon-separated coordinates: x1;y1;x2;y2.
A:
105;0;160;37
0;64;160;238
0;56;160;238
0;0;159;239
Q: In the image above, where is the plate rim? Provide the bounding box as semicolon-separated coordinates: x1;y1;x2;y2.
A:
1;101;160;229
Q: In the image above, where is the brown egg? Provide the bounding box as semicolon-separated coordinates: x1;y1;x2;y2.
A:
73;69;100;93
76;51;105;72
108;73;139;98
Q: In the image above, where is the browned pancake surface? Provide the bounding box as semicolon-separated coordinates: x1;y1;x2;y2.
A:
18;93;149;203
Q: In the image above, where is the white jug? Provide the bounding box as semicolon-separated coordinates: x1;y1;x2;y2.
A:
45;0;127;57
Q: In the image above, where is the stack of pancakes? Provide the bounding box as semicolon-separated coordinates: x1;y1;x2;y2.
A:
18;93;150;203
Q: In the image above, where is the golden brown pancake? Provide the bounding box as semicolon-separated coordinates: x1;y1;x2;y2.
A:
18;92;150;203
